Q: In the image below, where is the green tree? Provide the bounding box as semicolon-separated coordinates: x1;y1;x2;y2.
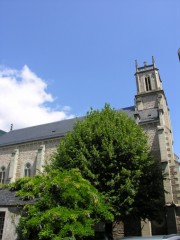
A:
51;104;164;221
11;169;113;240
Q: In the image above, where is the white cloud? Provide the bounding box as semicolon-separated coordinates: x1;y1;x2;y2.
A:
0;65;74;131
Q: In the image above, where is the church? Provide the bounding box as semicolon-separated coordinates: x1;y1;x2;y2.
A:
0;58;180;239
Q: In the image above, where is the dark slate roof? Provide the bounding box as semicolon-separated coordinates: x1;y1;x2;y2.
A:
120;106;135;119
0;130;6;136
0;106;137;147
0;189;34;206
0;117;83;147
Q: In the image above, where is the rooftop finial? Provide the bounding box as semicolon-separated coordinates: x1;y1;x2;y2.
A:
10;124;13;131
152;56;156;68
152;56;155;64
135;60;138;70
178;48;180;62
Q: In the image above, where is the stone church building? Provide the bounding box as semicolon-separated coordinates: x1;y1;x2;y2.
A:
0;58;180;239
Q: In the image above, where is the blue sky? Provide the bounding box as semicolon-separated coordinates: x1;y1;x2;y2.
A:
0;0;180;157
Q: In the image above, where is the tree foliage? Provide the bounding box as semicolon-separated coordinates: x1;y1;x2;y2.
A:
131;158;165;221
51;104;164;221
10;169;113;240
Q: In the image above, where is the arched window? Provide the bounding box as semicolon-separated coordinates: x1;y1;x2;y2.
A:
24;163;31;177
0;166;6;184
145;76;152;91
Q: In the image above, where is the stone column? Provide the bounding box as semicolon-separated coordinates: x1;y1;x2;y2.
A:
157;125;174;201
8;149;19;182
36;144;45;174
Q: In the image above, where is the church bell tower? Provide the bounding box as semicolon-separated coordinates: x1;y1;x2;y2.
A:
134;57;180;234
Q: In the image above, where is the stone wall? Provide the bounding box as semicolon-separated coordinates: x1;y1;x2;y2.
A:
1;207;20;240
142;95;157;109
0;137;61;183
140;122;161;161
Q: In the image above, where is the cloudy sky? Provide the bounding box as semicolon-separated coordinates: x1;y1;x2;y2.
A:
0;65;74;130
0;0;180;156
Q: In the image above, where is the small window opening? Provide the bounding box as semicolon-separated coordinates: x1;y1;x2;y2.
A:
24;163;31;177
145;76;152;91
0;167;5;184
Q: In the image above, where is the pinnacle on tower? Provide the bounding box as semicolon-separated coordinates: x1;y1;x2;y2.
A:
135;60;138;70
152;56;156;68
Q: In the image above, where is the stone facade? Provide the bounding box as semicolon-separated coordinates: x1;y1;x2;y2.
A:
135;58;180;235
0;138;61;184
0;207;20;240
0;189;35;240
0;58;179;239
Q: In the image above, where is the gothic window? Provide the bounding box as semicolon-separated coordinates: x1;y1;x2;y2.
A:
145;76;152;91
0;167;5;184
24;163;31;177
0;212;5;240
